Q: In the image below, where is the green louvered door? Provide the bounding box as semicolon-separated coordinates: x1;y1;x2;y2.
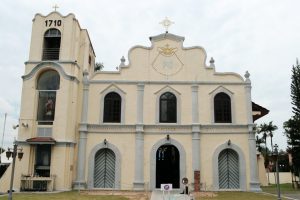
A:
94;149;115;188
218;149;239;189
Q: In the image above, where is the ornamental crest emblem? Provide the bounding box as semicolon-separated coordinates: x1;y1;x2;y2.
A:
152;44;183;76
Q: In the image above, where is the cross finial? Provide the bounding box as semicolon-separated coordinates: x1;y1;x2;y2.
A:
53;4;59;11
159;17;174;33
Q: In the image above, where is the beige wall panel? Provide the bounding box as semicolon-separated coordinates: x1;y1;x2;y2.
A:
86;133;136;190
15;10;260;192
200;133;250;189
51;145;74;190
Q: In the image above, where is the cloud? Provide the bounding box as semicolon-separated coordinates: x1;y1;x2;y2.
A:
1;0;300;150
0;113;18;149
0;98;14;114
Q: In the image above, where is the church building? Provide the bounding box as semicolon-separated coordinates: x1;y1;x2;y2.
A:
0;11;268;192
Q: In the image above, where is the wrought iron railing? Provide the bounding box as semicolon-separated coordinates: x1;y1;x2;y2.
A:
42;48;60;60
21;174;56;191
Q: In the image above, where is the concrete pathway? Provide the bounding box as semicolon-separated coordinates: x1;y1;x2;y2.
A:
285;194;300;200
150;190;190;200
260;192;300;200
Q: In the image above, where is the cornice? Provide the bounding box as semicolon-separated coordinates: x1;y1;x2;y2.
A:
22;61;80;83
25;60;80;69
89;80;247;86
149;33;185;42
86;123;250;134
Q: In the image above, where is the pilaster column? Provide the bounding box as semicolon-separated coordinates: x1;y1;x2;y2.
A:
191;85;200;170
245;71;261;191
133;84;145;190
136;84;144;124
192;85;199;123
192;127;200;171
73;70;89;189
191;85;201;191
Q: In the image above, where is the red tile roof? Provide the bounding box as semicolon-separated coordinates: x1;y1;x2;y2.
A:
26;137;56;144
252;102;269;122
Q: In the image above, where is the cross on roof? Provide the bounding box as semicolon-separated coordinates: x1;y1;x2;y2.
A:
159;17;174;33
53;4;59;11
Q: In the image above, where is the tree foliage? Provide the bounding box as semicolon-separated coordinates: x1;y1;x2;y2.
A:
259;121;278;152
255;121;278;168
284;116;300;176
291;59;300;117
284;59;300;177
95;62;104;71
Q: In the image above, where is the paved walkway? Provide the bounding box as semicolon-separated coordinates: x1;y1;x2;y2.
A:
261;192;300;200
285;194;300;200
150;190;189;200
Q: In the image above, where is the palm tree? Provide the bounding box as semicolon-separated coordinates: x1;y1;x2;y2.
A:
259;121;278;153
259;123;269;160
255;125;264;153
259;121;278;185
266;121;278;152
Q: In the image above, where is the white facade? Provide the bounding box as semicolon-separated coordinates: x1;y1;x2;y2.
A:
0;11;265;192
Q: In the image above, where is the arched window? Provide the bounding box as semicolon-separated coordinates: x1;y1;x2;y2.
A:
214;92;232;123
42;28;61;60
37;70;60;124
103;92;121;123
159;92;177;123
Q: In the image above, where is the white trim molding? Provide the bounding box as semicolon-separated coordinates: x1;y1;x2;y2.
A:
150;137;186;190
209;86;235;124
87;142;121;189
99;84;126;124
212;142;246;191
22;61;79;83
154;85;181;124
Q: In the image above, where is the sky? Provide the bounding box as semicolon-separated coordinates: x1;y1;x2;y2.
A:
0;0;299;150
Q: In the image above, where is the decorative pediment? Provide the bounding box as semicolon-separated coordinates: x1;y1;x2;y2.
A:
154;85;181;96
92;32;246;85
149;33;185;42
34;11;75;20
100;84;126;95
22;61;79;83
151;43;184;76
209;86;234;96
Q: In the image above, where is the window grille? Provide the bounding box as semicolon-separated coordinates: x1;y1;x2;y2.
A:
103;92;121;123
214;92;232;123
159;92;177;123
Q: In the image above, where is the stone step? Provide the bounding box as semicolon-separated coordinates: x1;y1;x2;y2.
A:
150;190;190;200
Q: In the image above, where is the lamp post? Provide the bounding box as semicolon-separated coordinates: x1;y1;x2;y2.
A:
6;142;23;200
272;144;281;200
0;113;7;164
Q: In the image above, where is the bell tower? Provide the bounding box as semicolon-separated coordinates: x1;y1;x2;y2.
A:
16;10;95;191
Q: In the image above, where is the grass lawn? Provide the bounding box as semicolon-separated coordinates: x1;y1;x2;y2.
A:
261;183;300;194
0;185;299;200
194;184;300;200
0;191;129;200
0;191;288;200
0;191;285;200
195;192;284;200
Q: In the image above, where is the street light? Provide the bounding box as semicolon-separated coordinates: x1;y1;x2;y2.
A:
6;142;23;200
272;144;281;200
